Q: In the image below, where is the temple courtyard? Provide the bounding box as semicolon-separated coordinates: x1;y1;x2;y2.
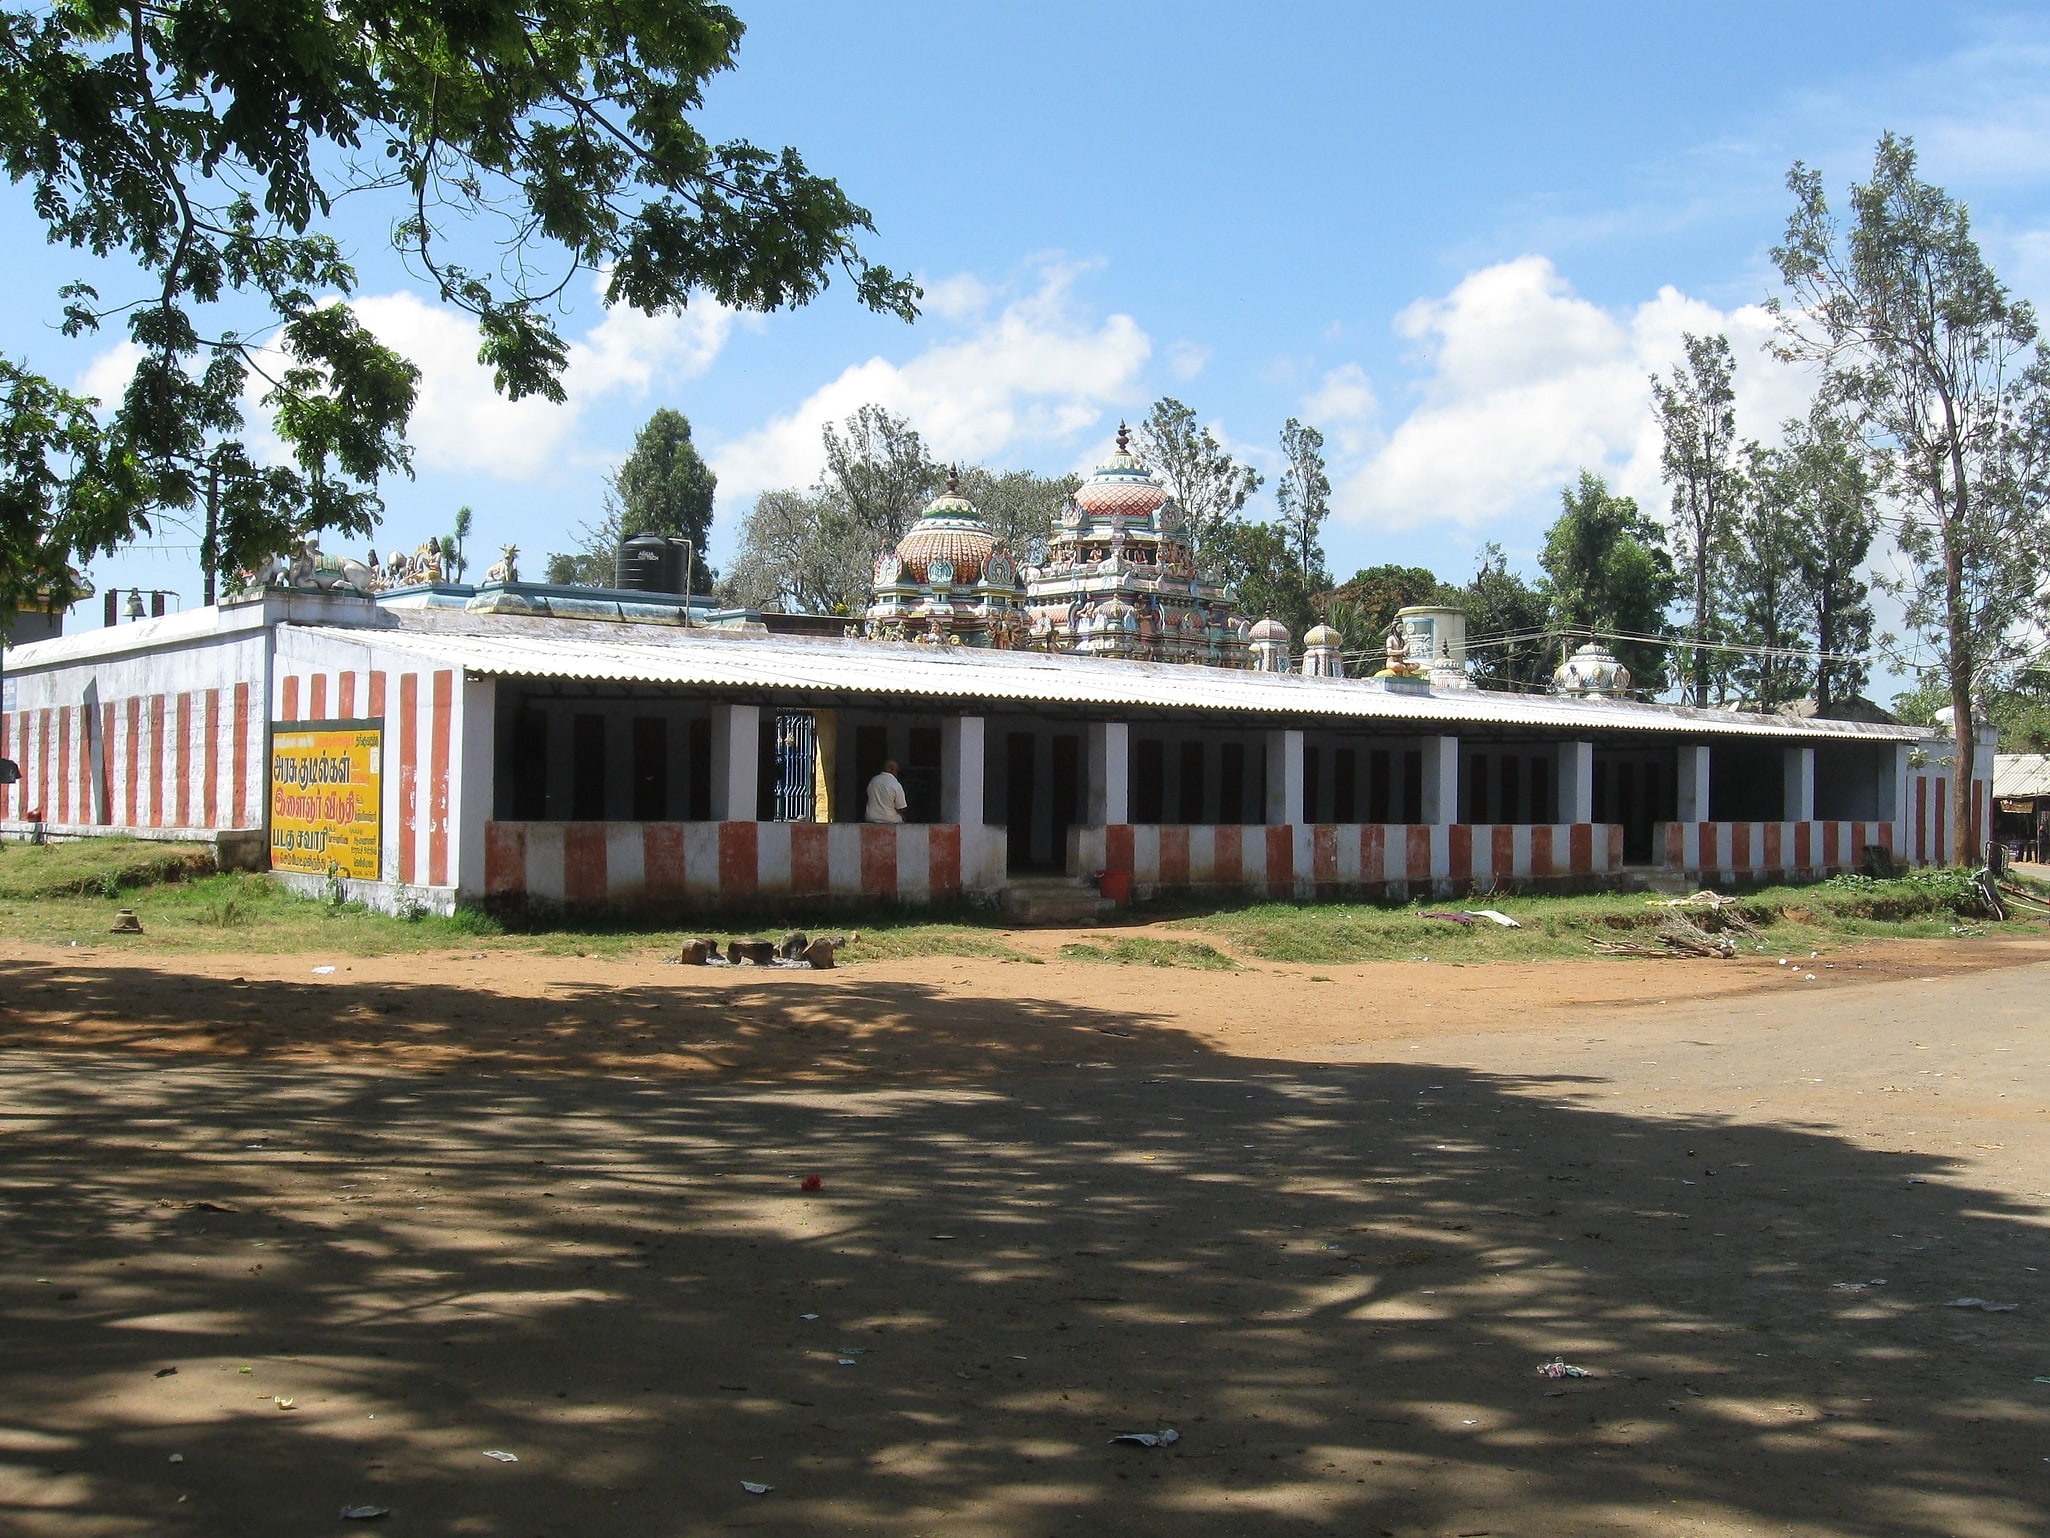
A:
2;933;2047;1536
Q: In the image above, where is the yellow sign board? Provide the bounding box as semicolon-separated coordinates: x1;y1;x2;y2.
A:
270;721;383;879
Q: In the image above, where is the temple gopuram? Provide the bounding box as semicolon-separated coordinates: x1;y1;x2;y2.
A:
863;474;1028;646
1020;424;1251;665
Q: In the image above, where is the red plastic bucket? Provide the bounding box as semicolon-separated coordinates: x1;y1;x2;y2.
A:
1097;869;1131;904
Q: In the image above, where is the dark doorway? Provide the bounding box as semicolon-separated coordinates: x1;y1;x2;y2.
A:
511;709;548;819
1177;741;1205;822
1401;749;1423;823
905;725;942;823
1305;746;1322;823
1467;752;1490;823
855;724;888;821
631;717;667;820
1368;749;1391;822
1133;738;1165;822
1334;748;1358;822
571;713;606;819
687;718;712;820
1220;743;1246;824
1006;732;1036;868
1052;734;1080;861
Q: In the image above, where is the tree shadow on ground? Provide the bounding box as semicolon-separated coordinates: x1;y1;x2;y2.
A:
0;957;1191;1078
0;964;2044;1536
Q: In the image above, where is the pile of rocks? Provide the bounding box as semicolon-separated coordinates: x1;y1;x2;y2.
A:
676;931;852;969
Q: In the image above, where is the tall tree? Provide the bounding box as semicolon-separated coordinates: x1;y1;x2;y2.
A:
546;408;718;588
724;404;938;614
820;404;940;558
1460;544;1552;691
1727;445;1811;709
1275;417;1332;591
1780;403;1878;712
1772;132;2050;862
1539;470;1678;692
1131;398;1261;565
0;0;916;607
440;505;475;582
1210;516;1319;639
722;487;861;615
1322;564;1455;659
1651;333;1744;705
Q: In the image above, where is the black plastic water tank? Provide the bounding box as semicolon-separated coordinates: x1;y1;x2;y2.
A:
615;532;681;593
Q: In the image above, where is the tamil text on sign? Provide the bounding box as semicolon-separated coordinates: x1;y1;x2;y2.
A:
271;721;382;879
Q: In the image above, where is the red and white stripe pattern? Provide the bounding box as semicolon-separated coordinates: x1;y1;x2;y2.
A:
1075;822;1625;898
0;685;257;831
1904;768;1996;867
481;821;986;907
273;665;453;886
1658;821;1890;878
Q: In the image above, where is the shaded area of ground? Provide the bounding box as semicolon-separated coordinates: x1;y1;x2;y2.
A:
0;952;2047;1536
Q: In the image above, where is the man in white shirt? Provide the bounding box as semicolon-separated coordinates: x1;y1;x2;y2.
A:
865;759;908;823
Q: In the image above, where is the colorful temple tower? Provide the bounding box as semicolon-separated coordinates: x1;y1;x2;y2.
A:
863;473;1028;646
1021;425;1251;665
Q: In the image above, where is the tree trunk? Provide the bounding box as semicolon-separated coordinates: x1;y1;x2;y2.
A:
1943;520;1975;869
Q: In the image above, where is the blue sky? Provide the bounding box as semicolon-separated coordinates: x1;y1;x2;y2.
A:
16;2;2050;689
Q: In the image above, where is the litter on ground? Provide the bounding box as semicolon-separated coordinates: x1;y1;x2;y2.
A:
1110;1429;1181;1447
481;1449;519;1462
1463;909;1522;928
1537;1358;1594;1378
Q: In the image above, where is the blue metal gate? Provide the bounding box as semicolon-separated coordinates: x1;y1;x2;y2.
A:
772;712;817;822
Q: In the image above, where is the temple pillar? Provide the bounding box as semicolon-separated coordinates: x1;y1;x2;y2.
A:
942;715;984;827
1086;721;1128;825
1420;735;1459;825
1557;741;1594;823
1265;729;1304;825
709;703;758;821
1676;743;1711;823
1782;746;1815;822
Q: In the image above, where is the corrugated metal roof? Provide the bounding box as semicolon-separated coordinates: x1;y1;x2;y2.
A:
1995;754;2050;797
288;613;1921;743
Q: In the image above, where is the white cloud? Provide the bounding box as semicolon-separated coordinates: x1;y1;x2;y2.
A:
1302;362;1379;455
303;279;737;480
1164;340;1211;381
920;273;995;323
710;263;1151;498
1333;255;1816;535
74;340;142;408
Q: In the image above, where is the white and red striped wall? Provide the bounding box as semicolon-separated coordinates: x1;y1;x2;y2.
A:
481;820;1006;908
0;682;261;833
270;627;495;906
1902;765;1991;868
2;612;270;843
1073;822;1626;899
1657;820;1891;880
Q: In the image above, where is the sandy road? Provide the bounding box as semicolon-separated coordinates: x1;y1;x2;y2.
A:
0;936;2047;1536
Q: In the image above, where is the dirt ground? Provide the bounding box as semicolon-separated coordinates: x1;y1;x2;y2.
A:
2;929;2048;1536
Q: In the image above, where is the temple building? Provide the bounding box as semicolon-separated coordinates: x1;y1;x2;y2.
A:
1021;425;1251;665
863;474;1028;647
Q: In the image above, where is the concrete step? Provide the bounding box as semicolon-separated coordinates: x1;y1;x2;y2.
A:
1000;876;1116;926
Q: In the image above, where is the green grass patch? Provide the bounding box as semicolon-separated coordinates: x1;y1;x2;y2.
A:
1172;878;2032;964
1058;936;1239;969
0;836;214;900
0;869;505;955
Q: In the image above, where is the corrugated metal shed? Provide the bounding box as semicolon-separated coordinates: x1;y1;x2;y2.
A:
1995;754;2050;797
292;613;1921;743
